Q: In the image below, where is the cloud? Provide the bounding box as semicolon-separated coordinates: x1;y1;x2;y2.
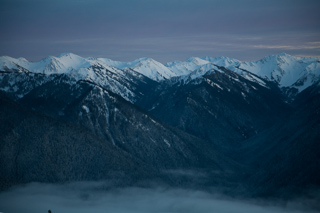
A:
1;0;320;62
0;182;318;213
252;44;320;50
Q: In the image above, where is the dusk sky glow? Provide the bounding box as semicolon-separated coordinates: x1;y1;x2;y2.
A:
1;0;320;62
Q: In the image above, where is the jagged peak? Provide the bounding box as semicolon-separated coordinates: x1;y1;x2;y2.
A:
134;57;159;64
0;55;17;61
17;57;29;62
200;56;240;64
278;52;289;57
42;55;58;62
186;56;199;62
56;52;81;58
137;57;152;61
186;57;209;65
1;53;319;88
258;52;293;62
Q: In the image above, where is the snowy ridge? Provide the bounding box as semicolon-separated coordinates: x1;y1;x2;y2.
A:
165;57;212;76
1;52;320;93
238;53;320;91
0;53;92;74
0;53;178;82
200;56;241;68
0;53;139;102
94;57;177;81
167;53;320;91
125;58;177;81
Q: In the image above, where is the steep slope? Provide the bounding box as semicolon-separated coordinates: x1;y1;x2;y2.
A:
138;67;291;151
1;53;319;99
165;53;320;96
165;57;213;76
0;92;154;190
0;53;91;74
239;53;320;92
0;52;319;199
1;71;239;174
0;58;158;103
0;81;242;191
107;57;177;81
236;84;320;198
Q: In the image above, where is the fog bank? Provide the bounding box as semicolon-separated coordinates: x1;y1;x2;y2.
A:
0;182;317;213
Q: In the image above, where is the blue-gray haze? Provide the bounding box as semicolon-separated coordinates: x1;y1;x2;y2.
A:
1;0;320;62
0;182;317;213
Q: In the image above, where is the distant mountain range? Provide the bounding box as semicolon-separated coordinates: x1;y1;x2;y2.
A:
0;53;319;199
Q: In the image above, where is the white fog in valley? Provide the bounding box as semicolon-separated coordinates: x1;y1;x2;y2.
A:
0;182;316;213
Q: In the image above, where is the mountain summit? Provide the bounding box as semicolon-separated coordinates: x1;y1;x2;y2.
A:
1;53;319;90
0;53;319;200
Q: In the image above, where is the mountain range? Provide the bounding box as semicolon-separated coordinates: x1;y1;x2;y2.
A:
0;53;319;200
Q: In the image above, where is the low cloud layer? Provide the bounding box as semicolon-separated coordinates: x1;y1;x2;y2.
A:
0;182;318;213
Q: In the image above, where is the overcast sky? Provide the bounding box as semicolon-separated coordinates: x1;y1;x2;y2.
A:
1;0;320;62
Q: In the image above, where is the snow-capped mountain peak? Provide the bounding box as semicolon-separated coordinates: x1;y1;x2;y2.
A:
56;52;79;58
166;57;212;76
1;52;319;93
186;57;210;65
199;56;241;67
92;57;177;81
239;53;320;91
128;57;177;81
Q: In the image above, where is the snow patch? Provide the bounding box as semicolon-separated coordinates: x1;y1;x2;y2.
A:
82;105;90;113
163;139;171;147
206;79;223;90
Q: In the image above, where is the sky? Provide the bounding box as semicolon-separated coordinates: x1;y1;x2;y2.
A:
0;0;320;63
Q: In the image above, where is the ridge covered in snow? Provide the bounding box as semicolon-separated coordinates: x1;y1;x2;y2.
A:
238;53;320;91
1;52;319;92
